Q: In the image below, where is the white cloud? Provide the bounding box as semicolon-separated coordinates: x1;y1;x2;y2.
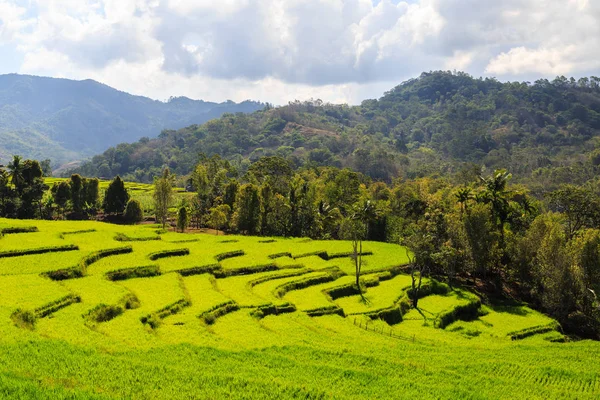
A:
0;0;599;105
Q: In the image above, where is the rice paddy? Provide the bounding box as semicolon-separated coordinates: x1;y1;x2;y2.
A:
0;217;599;399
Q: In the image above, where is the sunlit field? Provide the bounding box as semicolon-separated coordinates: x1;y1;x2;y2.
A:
0;218;599;399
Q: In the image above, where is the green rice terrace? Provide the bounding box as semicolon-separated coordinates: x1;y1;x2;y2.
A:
0;218;599;399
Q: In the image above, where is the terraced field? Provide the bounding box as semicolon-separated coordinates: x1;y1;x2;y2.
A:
0;218;599;399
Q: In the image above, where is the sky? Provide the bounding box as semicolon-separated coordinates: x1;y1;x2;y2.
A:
1;0;599;105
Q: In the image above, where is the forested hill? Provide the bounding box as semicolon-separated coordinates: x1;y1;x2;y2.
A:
0;74;263;165
76;71;600;192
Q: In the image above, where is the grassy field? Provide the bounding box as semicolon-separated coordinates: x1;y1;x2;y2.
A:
0;218;599;399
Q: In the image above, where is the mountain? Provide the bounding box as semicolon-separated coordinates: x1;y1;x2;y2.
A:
75;71;600;193
0;74;264;166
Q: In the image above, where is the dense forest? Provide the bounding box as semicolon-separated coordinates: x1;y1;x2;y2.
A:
0;74;263;165
74;71;600;196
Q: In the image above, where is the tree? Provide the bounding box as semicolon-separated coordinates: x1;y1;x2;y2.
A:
208;204;230;234
340;217;368;302
70;174;84;213
103;176;129;214
339;200;377;301
233;184;261;234
546;185;599;239
478;169;512;243
124;199;144;224
177;206;189;232
17;160;47;219
52;181;71;219
7;155;24;191
154;168;175;229
83;178;100;216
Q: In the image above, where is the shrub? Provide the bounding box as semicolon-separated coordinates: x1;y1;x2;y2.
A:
176;264;222;277
11;309;36;330
106;265;161;281
216;263;278;278
114;232;160;242
0;244;79;259
1;226;39;234
124;199;144;224
199;301;239;324
177;206;189;232
148;248;189;261
214;250;245;261
85;304;123;323
34;294;81;318
306;305;345;317
121;293;140;309
250;303;296;319
43;267;84;281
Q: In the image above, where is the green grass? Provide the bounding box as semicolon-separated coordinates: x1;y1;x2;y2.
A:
0;217;599;399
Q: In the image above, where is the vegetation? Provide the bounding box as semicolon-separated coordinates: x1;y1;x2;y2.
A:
0;218;598;398
0;74;263;165
74;71;600;192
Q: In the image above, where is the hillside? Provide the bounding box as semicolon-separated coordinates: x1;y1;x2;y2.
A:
0;74;264;166
75;71;600;192
1;218;598;399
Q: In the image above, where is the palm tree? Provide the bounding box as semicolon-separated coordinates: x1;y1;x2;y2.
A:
7;155;24;191
479;169;512;242
455;187;473;216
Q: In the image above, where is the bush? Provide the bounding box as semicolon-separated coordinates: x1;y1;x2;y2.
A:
34;294;81;318
306;305;345;317
199;301;239;324
148;248;190;261
11;309;36;330
1;226;39;234
124;199;144;224
106;265;161;281
85;304;123;323
214;250;245;261
176;264;222;277
250;303;296;319
43;267;84;281
0;244;78;259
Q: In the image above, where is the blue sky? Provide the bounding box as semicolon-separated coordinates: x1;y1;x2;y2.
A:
1;0;599;104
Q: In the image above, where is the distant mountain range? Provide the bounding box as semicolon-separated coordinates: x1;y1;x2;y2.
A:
0;74;264;166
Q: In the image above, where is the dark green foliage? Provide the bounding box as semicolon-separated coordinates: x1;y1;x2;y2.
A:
102;176;129;214
148;248;190;261
366;305;404;325
42;267;84;281
509;322;562;341
34;294;81;318
214;264;278;278
114;232;160;241
435;296;482;329
274;270;345;298
214;250;245;261
176;206;189;232
141;299;191;329
199;301;240;324
0;226;39;234
105;265;161;281
0;244;78;258
268;252;292;259
10;309;36;330
250;303;296;319
305;305;345;317
409;280;450;300
233;184;261;234
124;199;144;224
175;264;222;277
84;304;123;323
59;229;96;238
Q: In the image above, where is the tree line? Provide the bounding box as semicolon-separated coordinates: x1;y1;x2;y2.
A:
2;153;600;338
